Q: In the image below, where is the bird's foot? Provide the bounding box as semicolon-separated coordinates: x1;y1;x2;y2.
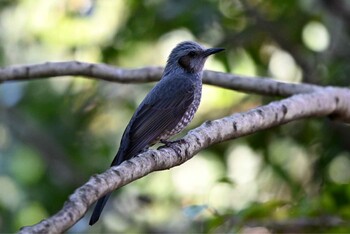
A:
160;139;185;147
139;147;149;153
158;139;186;149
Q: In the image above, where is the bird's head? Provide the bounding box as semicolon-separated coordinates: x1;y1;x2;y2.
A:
165;41;224;74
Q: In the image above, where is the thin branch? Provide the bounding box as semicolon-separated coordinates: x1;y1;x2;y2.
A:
0;61;163;83
19;87;350;233
0;61;321;96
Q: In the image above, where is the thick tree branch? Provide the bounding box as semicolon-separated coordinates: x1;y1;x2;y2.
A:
3;61;349;232
19;87;350;233
0;61;321;96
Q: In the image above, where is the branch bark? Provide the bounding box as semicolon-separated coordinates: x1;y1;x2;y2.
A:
19;87;350;233
3;61;349;232
0;61;321;96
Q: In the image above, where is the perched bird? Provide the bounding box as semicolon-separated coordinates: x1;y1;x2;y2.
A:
89;41;224;225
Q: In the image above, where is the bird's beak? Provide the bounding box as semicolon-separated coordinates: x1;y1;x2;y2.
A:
203;47;225;57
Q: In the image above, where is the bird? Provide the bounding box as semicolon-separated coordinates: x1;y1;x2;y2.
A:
89;41;224;225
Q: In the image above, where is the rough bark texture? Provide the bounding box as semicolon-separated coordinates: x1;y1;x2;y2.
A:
2;61;350;233
18;87;350;233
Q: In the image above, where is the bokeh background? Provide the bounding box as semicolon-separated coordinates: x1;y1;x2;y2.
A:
1;0;350;233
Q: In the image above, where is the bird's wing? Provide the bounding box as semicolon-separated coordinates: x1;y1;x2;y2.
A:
124;80;195;158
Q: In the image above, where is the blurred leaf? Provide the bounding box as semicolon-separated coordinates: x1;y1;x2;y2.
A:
10;146;45;185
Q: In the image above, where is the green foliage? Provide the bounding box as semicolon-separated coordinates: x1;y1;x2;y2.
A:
0;0;350;233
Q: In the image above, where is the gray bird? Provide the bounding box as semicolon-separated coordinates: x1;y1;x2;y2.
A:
89;41;224;225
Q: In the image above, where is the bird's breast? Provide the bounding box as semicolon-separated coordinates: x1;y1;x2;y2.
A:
158;82;202;140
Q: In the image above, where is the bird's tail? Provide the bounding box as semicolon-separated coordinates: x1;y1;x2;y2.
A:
89;150;125;225
89;192;112;225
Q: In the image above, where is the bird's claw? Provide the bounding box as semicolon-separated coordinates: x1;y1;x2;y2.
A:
157;139;186;150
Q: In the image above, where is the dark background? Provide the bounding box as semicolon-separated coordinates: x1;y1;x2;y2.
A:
0;0;349;233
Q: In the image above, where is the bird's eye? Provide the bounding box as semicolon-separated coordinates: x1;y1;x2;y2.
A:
188;51;196;57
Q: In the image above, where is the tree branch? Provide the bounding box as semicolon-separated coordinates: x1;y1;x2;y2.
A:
19;87;350;233
3;61;349;232
0;61;321;96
